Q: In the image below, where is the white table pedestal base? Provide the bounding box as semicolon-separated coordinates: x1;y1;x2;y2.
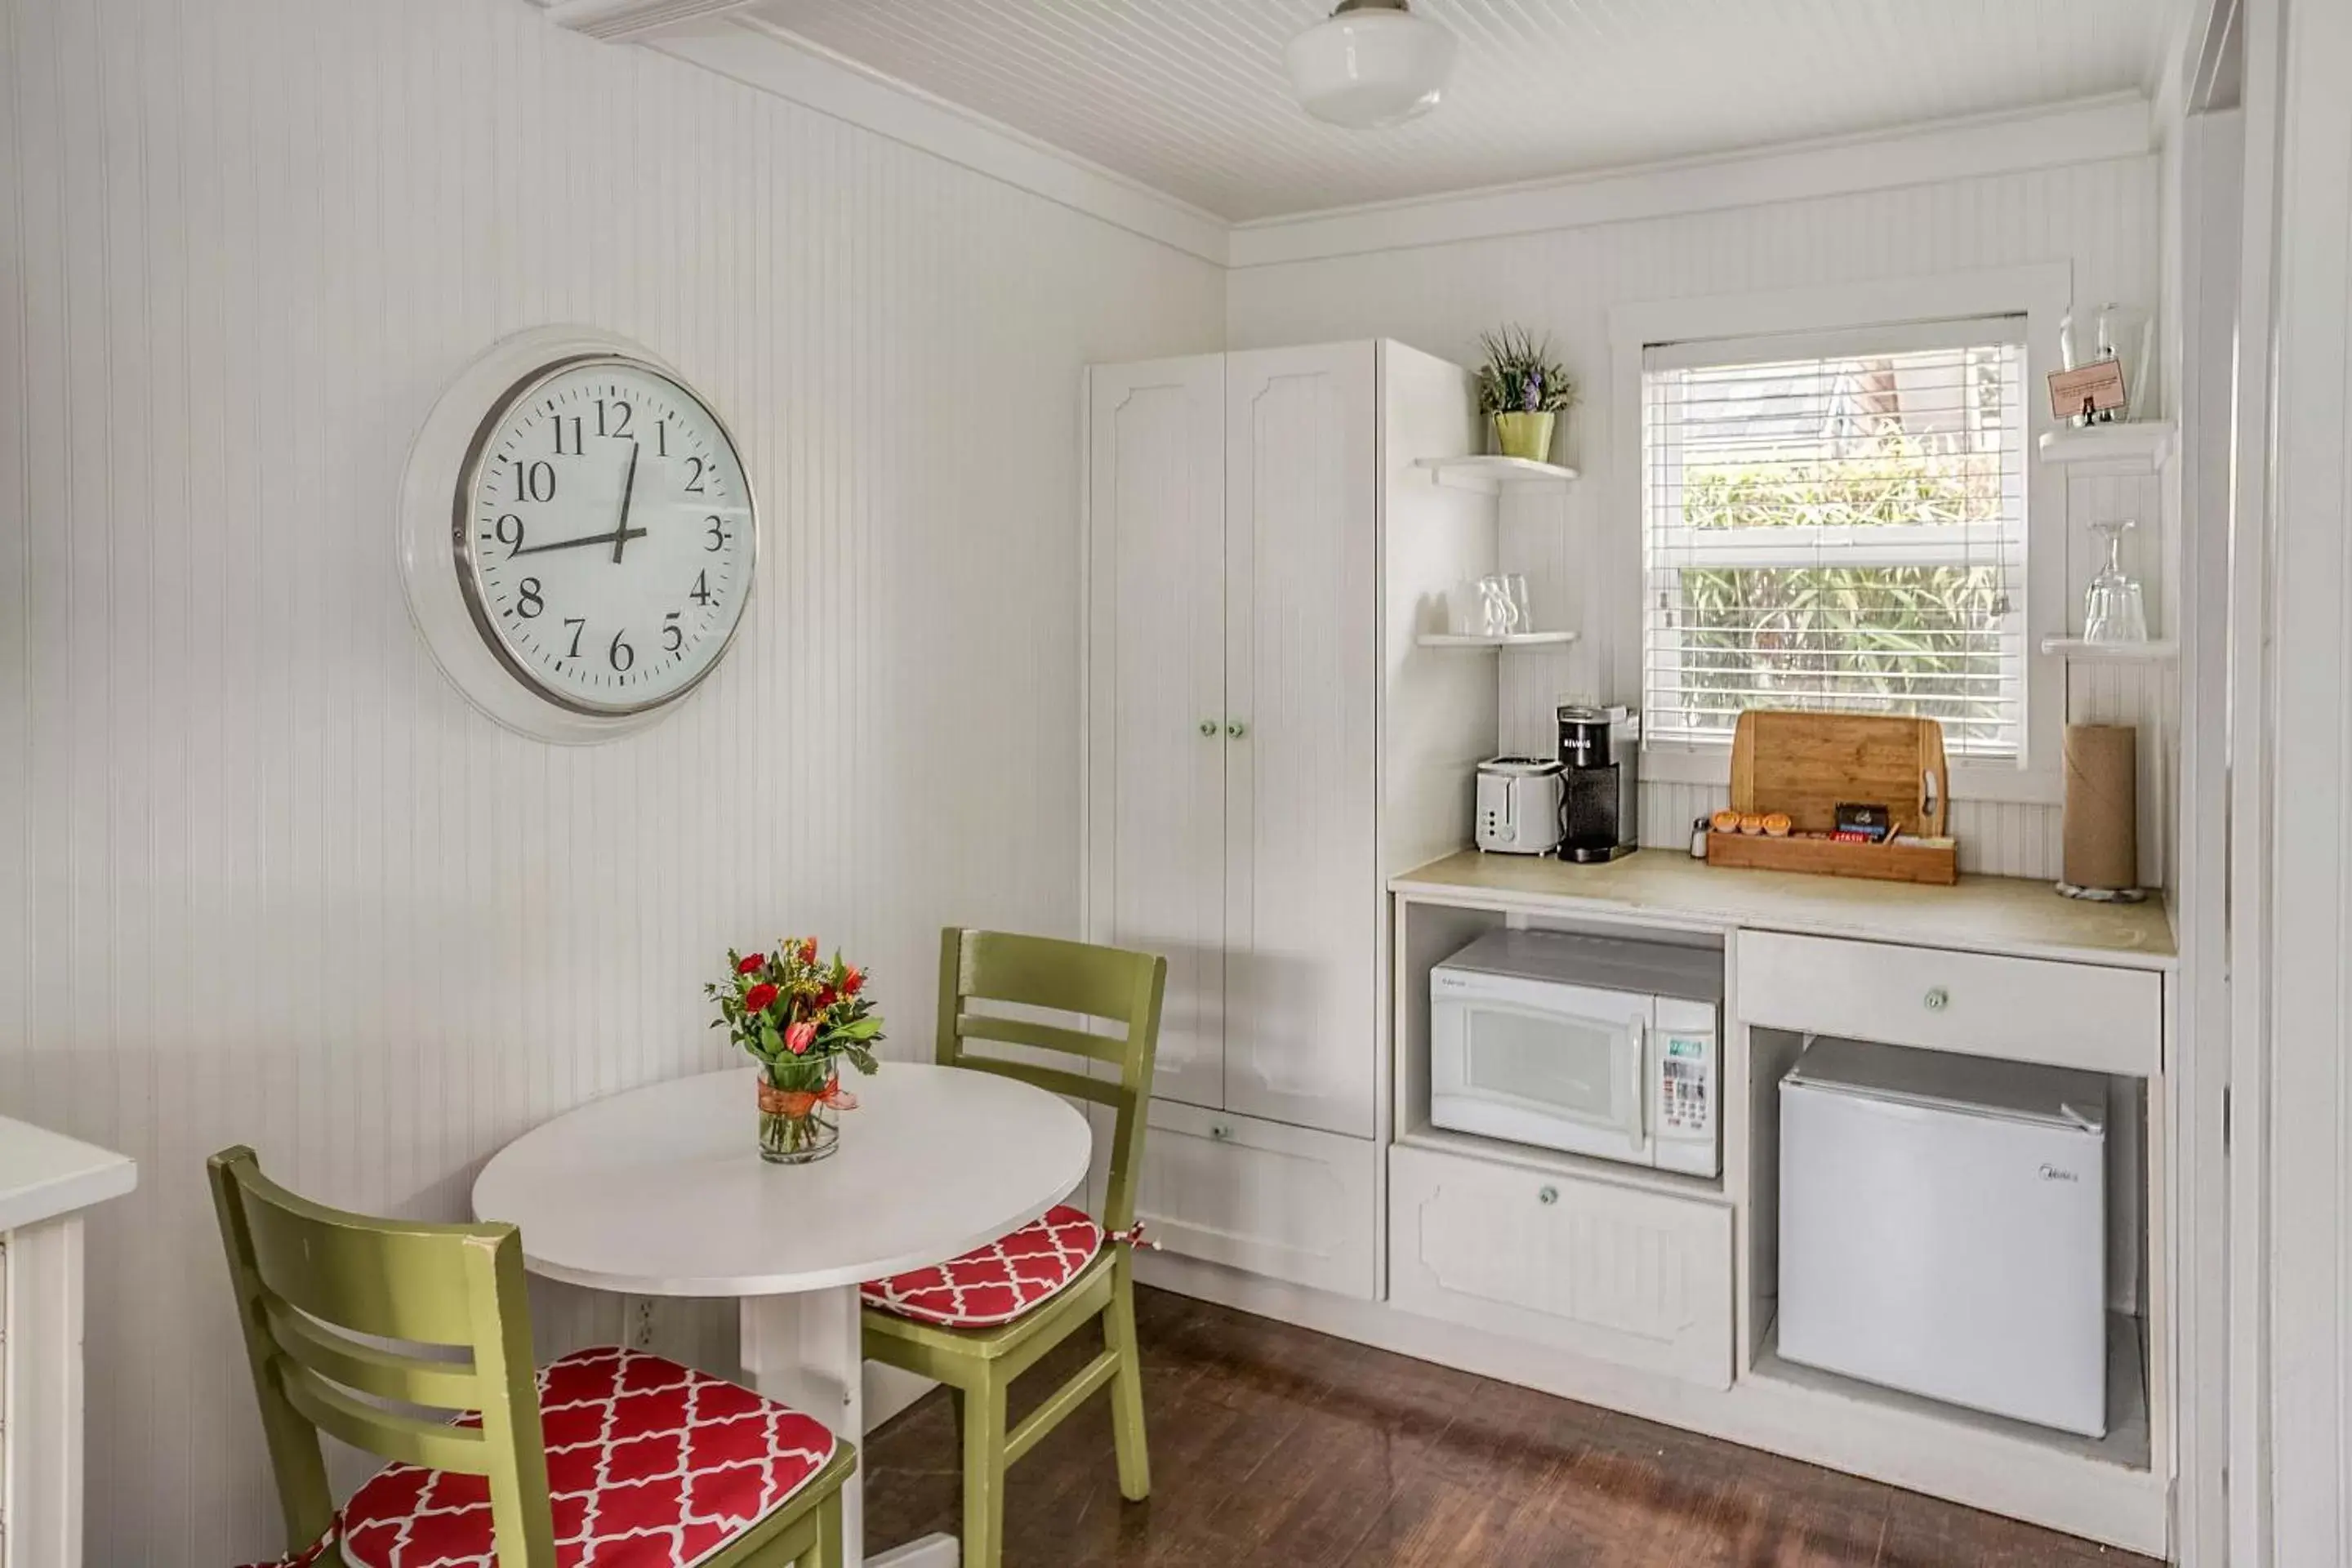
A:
741;1289;958;1568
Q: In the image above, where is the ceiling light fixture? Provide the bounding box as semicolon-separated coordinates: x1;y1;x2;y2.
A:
1285;0;1457;130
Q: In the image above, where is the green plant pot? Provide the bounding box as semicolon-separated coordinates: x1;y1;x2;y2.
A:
1492;412;1557;462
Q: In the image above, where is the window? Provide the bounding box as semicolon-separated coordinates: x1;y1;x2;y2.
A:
1641;318;2030;760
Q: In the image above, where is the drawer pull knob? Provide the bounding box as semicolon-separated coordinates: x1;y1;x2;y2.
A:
1210;1124;1232;1141
1924;987;1950;1012
1538;1186;1559;1205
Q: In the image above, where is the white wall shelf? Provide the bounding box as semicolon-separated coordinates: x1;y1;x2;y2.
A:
1412;455;1580;492
2041;637;2179;664
2035;422;2176;470
1416;630;1580;651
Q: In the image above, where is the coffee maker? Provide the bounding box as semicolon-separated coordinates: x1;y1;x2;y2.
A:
1556;705;1639;862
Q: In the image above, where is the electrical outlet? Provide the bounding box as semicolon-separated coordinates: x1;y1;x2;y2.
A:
629;1297;657;1352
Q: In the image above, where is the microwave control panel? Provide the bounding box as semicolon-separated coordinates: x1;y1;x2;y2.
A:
1658;1041;1712;1136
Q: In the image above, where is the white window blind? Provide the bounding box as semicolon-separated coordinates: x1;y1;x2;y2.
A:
1642;318;2030;760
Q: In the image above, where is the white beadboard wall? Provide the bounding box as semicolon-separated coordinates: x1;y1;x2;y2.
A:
0;0;1221;1561
1232;156;2171;883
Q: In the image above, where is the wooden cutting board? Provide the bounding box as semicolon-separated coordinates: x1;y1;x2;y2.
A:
1726;710;1950;839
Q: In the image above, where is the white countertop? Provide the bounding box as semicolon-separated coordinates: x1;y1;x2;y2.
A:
1391;849;2176;969
0;1116;137;1232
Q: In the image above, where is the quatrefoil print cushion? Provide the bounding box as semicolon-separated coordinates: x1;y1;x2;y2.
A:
332;1347;837;1568
861;1205;1105;1329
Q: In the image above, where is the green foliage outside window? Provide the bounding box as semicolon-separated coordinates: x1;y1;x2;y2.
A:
1664;434;2016;753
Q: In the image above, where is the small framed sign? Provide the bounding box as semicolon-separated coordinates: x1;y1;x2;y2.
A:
2048;359;2127;424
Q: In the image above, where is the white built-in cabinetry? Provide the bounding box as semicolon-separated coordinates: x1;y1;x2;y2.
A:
0;1120;136;1568
1084;340;1486;1301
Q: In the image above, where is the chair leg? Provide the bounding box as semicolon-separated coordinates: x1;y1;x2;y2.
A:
1103;1264;1152;1501
960;1374;1009;1568
810;1486;842;1568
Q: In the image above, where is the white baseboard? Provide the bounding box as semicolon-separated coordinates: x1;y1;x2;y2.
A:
863;1362;937;1432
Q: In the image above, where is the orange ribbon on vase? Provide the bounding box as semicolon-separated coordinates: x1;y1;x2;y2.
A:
757;1075;860;1119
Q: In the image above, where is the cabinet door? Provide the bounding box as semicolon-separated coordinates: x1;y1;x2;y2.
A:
1223;344;1379;1137
1087;358;1228;1112
1120;1098;1380;1300
1388;1144;1734;1388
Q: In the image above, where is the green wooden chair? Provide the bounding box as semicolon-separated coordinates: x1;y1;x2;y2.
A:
861;928;1167;1568
210;1146;856;1568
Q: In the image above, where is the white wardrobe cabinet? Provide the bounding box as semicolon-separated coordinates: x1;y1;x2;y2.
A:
1086;340;1423;1300
1086;342;1379;1143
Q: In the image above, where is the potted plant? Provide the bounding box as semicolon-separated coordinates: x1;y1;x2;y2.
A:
709;937;884;1164
1474;327;1576;463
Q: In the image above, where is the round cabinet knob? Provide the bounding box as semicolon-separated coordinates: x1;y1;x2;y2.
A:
1537;1185;1559;1205
1924;987;1950;1013
1210;1123;1232;1141
1198;720;1218;737
1227;719;1248;738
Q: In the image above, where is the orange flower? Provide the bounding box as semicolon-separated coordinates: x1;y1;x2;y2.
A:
800;938;819;965
841;967;865;996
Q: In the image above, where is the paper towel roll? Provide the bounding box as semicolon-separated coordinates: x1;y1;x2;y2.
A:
2062;724;2139;892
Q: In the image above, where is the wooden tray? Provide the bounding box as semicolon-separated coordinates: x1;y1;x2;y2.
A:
1706;710;1958;886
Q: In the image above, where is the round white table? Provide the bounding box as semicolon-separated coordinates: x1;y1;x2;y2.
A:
472;1062;1094;1568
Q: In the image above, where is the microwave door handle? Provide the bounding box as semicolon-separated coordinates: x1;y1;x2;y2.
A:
1625;1014;1648;1141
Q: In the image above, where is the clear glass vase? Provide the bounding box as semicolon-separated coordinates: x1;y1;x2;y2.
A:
756;1070;842;1165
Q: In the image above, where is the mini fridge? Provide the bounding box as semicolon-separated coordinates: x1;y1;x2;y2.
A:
1777;1036;2109;1437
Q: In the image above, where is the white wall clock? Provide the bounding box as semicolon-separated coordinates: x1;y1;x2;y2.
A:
399;326;758;742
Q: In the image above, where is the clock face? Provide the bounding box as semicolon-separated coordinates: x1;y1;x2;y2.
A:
456;356;755;715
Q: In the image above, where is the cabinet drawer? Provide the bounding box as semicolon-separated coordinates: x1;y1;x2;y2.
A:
1103;1099;1379;1300
1735;931;2161;1077
1388;1144;1732;1388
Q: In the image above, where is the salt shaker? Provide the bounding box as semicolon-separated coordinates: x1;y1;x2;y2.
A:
1690;816;1710;859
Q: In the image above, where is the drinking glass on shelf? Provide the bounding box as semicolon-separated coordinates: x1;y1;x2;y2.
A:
2082;521;2149;644
1477;575;1521;636
1504;574;1534;635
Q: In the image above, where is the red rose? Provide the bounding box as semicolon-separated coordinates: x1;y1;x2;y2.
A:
800;938;819;964
737;953;766;976
743;982;780;1013
841;967;865;996
817;986;838;1009
785;1021;817;1055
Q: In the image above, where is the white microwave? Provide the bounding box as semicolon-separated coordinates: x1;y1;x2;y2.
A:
1429;930;1722;1177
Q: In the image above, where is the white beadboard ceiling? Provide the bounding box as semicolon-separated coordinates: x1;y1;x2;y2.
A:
742;0;2172;223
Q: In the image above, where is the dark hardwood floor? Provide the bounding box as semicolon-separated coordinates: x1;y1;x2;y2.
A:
865;1285;2156;1567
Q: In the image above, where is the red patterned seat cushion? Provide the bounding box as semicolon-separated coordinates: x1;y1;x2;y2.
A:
243;1348;836;1568
860;1205;1105;1329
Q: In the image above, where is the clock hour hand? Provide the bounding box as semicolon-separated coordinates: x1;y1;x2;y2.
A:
511;524;648;558
611;442;641;565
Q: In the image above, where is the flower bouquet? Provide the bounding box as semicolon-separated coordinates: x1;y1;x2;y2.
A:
709;938;884;1164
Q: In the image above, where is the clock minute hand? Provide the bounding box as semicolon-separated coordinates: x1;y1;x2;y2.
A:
612;443;642;565
512;524;649;558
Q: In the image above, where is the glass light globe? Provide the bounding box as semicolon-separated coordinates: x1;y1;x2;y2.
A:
1285;1;1457;129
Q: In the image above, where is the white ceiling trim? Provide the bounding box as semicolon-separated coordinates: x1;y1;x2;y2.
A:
1227;93;2157;269
654;17;1234;266
626;13;2154;279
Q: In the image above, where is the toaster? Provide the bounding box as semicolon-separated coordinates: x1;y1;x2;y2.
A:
1474;758;1565;854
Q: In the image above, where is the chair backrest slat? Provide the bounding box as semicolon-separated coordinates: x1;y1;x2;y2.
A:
954;1010;1129;1064
209;1146;559;1565
278;1367;500;1472
934;929;1166;1232
262;1294;484;1410
952;1054;1124;1108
